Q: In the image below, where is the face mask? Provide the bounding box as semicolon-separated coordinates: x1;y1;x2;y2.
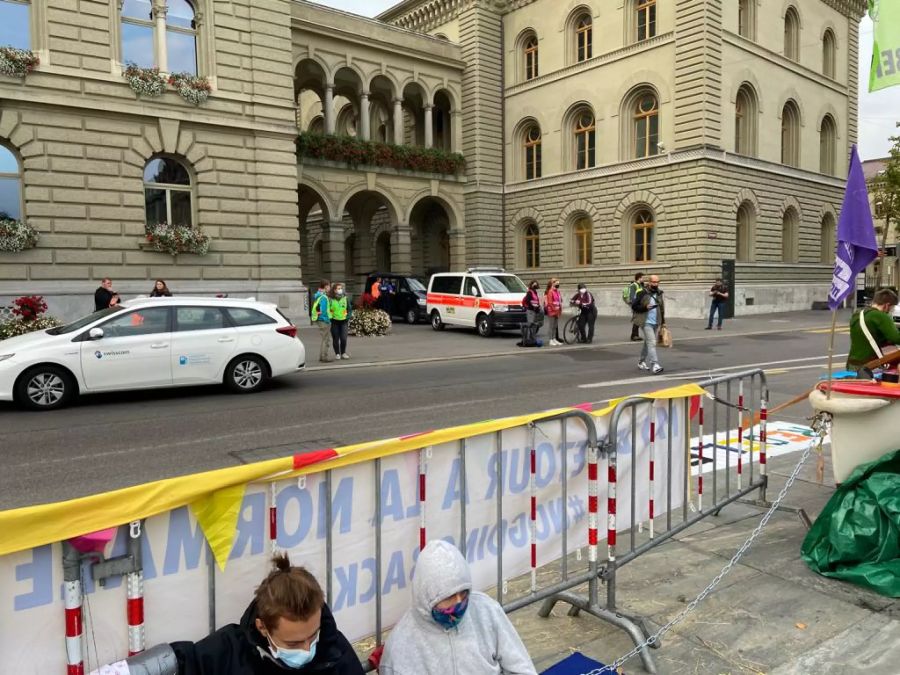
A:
578;287;586;293
431;595;469;629
336;289;344;296
267;634;318;669
531;284;538;290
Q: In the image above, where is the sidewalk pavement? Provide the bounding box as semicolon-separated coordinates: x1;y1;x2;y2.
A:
507;448;900;674
302;309;850;371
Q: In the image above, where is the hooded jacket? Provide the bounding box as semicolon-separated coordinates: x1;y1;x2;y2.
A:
379;540;537;675
169;600;364;675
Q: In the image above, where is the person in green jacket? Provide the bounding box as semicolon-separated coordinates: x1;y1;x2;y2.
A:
310;280;333;363
328;282;352;360
847;288;900;372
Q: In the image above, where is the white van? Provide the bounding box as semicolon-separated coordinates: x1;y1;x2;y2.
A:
426;268;529;337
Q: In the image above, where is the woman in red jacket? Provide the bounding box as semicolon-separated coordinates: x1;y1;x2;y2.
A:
544;278;563;346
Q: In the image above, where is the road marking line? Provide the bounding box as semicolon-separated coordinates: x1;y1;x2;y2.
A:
578;354;848;389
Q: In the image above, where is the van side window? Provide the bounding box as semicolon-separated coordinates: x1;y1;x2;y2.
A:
431;276;462;294
463;277;479;296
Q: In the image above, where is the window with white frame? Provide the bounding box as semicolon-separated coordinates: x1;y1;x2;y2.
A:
120;0;198;74
0;145;23;221
0;0;31;50
143;157;193;227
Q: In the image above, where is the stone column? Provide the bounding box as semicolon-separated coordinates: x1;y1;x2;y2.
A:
449;227;466;271
324;83;335;134
424;104;434;148
450;110;463;153
391;224;413;276
359;91;371;141
324;221;346;282
154;2;168;72
393;98;404;145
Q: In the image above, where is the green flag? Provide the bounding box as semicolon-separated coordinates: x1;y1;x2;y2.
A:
869;0;900;92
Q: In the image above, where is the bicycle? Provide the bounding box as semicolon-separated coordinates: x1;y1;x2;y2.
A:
563;307;587;344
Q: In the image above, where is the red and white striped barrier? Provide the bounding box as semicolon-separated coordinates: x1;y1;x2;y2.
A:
418;448;427;552
760;396;768;476
737;381;744;489
126;570;145;656
648;420;656;540
269;482;278;554
64;577;84;675
529;427;538;592
697;395;705;511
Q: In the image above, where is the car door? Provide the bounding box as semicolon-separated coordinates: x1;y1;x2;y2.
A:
171;306;238;384
79;307;173;391
460;276;481;327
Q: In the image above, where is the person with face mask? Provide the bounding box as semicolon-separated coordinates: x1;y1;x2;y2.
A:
379;540;536;675
544;278;563;346
89;554;364;675
328;282;352;360
519;280;544;347
570;283;597;343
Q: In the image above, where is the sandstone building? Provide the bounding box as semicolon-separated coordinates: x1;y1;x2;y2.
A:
0;0;869;320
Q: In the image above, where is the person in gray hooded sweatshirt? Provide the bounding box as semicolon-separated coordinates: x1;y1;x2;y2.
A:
379;539;537;675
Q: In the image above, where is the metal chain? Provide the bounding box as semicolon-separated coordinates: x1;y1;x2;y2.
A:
596;421;824;674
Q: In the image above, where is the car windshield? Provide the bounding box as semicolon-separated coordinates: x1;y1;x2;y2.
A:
46;306;125;335
479;275;527;294
407;277;427;292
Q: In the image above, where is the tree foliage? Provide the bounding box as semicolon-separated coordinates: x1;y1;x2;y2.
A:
871;127;900;288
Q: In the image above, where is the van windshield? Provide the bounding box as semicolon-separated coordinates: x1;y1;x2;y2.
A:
46;306;125;335
407;278;426;292
480;275;527;294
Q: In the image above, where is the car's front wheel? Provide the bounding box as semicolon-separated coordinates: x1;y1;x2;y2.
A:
15;365;76;411
225;355;268;394
477;313;494;338
405;308;419;325
431;310;445;331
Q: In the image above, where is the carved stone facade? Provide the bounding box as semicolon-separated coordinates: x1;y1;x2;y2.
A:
378;0;869;316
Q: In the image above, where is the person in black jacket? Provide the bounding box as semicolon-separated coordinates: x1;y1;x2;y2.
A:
94;277;119;311
90;554;365;675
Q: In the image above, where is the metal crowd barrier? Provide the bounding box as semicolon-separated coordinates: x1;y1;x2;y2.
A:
19;374;795;675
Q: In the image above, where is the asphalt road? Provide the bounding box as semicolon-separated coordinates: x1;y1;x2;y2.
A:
0;323;846;509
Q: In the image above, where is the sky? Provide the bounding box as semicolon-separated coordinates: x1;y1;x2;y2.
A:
311;1;899;160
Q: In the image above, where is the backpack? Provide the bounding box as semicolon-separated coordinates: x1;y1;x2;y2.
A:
622;284;632;305
631;290;649;313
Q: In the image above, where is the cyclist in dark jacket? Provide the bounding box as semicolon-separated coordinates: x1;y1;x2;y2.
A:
91;554;364;675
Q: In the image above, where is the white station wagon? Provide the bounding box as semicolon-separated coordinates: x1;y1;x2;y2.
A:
0;297;306;411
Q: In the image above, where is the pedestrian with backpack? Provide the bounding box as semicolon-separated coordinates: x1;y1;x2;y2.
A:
519;280;543;347
310;280;333;363
623;273;644;341
544;278;563;346
633;274;665;374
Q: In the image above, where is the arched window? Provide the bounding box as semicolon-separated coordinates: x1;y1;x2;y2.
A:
0;145;24;220
632;209;655;262
121;0;155;67
120;0;200;74
819;114;837;176
576;14;593;62
573;218;592;266
734;84;758;156
633;92;659;158
524;222;540;268
736;202;754;262
820;212;836;264
822;29;836;79
782;208;798;263
738;0;755;40
143;157;193;227
0;0;31;50
637;0;657;42
166;0;198;74
781;101;800;167
574;110;596;170
524;34;539;81
524;124;542;181
784;7;800;61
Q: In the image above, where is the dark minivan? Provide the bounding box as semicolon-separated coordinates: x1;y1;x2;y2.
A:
363;273;428;324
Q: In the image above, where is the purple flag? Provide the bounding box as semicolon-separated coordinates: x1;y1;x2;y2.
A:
828;145;878;310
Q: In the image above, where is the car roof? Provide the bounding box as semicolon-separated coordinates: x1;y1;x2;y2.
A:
129;296;277;308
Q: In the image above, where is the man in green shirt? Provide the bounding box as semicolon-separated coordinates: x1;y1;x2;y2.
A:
847;289;900;372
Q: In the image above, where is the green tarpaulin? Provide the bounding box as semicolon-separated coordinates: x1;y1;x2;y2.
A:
802;448;900;597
